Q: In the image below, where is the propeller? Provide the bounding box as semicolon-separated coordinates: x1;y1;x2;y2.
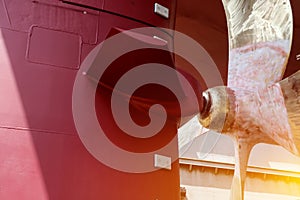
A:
180;0;299;199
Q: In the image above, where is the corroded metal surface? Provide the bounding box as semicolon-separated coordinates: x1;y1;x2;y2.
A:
199;69;300;200
224;0;293;91
198;0;296;200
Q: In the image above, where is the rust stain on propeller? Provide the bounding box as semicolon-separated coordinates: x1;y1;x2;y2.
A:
198;0;299;199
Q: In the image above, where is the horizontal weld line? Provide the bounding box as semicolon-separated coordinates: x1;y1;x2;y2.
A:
62;0;155;27
0;125;75;137
61;0;173;38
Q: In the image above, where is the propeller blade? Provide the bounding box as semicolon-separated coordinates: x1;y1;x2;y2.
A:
246;70;300;156
198;71;300;198
184;1;296;199
178;116;209;154
279;70;300;154
220;1;294;199
222;0;293;90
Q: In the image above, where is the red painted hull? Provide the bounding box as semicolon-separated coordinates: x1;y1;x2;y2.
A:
0;1;181;199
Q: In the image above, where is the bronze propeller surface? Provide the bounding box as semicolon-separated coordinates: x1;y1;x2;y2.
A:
197;0;299;199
